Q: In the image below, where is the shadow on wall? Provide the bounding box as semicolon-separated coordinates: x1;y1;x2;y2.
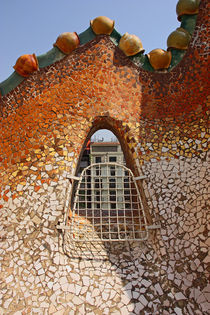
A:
61;232;163;313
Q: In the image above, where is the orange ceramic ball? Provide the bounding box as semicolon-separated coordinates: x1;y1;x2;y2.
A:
119;33;144;56
167;28;191;50
54;32;80;54
147;49;172;70
176;0;200;21
13;54;39;77
90;16;115;35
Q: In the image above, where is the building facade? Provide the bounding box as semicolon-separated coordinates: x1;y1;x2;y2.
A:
90;141;126;212
77;141;127;214
90;141;124;164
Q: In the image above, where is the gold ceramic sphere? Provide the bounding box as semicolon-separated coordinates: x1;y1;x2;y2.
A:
118;33;144;56
13;54;39;77
147;49;172;70
167;27;191;50
176;0;200;21
90;16;115;35
54;32;80;54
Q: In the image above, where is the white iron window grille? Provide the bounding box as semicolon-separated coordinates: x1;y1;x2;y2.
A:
66;163;149;242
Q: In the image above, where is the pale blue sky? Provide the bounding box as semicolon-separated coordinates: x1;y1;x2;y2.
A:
0;0;179;140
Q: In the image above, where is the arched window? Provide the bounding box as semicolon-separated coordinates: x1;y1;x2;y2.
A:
61;129;153;243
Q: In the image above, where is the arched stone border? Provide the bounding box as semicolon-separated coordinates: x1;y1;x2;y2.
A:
64;115;154;229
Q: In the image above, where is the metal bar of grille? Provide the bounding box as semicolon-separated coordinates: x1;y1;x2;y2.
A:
67;163;148;242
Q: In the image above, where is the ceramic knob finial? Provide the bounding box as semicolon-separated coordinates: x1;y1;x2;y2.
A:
13;54;39;77
167;27;191;50
90;16;115;35
119;33;144;56
147;49;172;70
176;0;200;21
54;32;80;54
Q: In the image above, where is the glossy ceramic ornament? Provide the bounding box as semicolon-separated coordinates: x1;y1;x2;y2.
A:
13;54;39;77
176;0;200;21
118;32;144;56
167;27;191;50
147;49;172;70
54;32;80;54
90;16;115;35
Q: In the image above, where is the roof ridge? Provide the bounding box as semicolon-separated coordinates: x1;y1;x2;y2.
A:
0;1;201;96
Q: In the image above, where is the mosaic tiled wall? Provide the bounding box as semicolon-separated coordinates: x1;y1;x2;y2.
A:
0;1;209;314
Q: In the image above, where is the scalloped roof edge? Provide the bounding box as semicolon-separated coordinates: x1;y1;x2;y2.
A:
0;13;198;97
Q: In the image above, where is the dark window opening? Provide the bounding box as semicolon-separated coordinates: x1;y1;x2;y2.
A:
109;156;117;162
110;166;116;176
110;203;116;209
95;156;102;163
109;178;116;189
96;166;101;176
